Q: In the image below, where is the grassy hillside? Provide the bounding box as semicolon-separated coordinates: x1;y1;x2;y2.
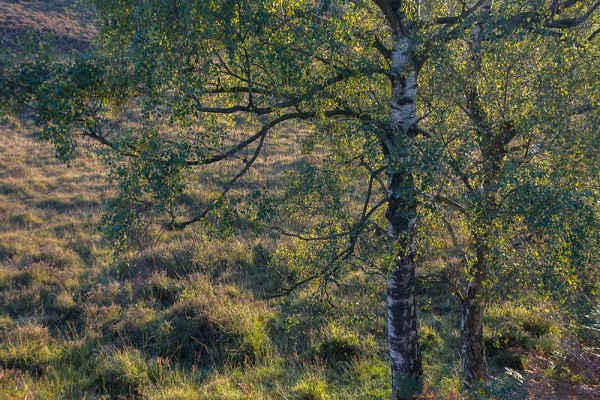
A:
1;1;598;399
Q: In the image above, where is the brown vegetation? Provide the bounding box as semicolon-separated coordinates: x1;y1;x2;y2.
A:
0;0;96;53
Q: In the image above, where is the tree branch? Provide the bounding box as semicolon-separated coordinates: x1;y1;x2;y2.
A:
544;0;600;28
432;0;488;26
374;36;392;59
172;108;358;229
422;193;468;215
372;0;402;35
267;243;355;298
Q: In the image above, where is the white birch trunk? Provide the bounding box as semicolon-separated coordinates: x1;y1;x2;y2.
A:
384;33;423;400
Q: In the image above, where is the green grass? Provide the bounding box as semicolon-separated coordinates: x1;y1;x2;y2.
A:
0;114;598;400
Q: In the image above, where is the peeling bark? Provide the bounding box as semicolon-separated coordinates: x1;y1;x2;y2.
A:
387;256;422;399
384;31;423;400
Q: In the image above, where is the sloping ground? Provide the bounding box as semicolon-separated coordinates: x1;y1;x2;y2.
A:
2;123;598;399
0;0;96;54
0;122;110;267
0;118;391;400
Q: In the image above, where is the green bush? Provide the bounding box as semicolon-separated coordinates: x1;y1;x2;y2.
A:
492;350;528;370
0;323;61;374
520;314;554;337
144;271;181;305
52;290;78;317
316;322;374;364
115;304;160;347
0;261;83;316
82;303;122;338
86;281;133;306
419;324;444;352
484;325;531;352
0;314;15;332
162;275;272;365
485;305;557;353
293;375;331;400
96;347;151;396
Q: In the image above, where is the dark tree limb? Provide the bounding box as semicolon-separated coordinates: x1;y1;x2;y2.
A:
172;108;359;229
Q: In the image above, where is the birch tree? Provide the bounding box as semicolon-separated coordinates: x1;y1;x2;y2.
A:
418;0;600;384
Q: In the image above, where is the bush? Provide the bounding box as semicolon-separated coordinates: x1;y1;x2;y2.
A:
293;375;330;400
115;304;160;347
53;290;77;317
86;281;133;306
520;314;554;337
0;323;60;374
484;324;530;352
82;303;122;338
492;350;528;370
162;275;272;365
419;324;443;352
144;271;181;305
483;304;563;373
96;347;151;396
316;322;374;364
0;314;15;332
485;305;557;353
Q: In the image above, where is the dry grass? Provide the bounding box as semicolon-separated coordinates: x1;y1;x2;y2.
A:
0;0;96;54
0;123;109;265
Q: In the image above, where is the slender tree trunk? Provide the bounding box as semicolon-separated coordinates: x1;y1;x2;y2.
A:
383;35;423;400
460;0;493;386
461;288;487;383
461;241;488;384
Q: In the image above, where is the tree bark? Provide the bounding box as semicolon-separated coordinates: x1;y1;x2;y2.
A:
461;287;488;384
460;241;489;384
387;254;422;399
460;0;493;386
383;34;423;400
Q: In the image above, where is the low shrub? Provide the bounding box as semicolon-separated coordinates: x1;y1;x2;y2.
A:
0;314;15;331
520;313;554;337
96;347;151;396
293;375;330;400
53;290;78;317
0;323;60;374
419;324;444;352
86;281;133;306
115;304;160;347
492;350;528;370
316;322;374;364
82;303;122;338
162;275;272;365
485;304;558;354
144;271;181;305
